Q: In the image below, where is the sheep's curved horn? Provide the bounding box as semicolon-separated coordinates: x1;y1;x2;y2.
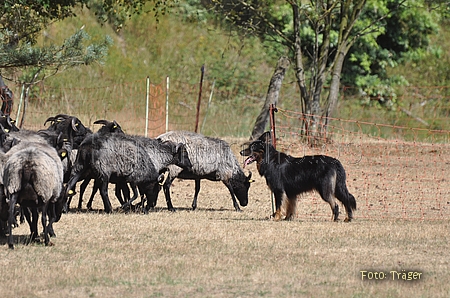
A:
160;140;175;151
54;114;70;120
71;117;79;132
94;119;109;126
6;115;13;127
57;132;63;144
158;173;165;186
44;116;56;126
175;142;185;153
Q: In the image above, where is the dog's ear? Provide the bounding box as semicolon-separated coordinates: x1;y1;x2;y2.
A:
259;131;273;145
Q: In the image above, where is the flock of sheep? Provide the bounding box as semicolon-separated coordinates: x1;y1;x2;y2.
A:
0;113;254;249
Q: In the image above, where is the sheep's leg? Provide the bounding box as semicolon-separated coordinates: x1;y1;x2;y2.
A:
19;206;25;224
23;207;39;243
30;207;40;242
115;182;129;206
159;176;175;212
122;183;131;203
134;185;147;213
0;221;6;237
99;180;113;213
121;183;139;210
191;179;201;210
41;202;52;246
48;207;59;239
138;194;147;213
114;184;123;205
78;178;91;209
86;181;100;210
223;181;241;212
66;196;73;211
130;183;139;203
7;193;18;249
47;203;57;237
21;207;32;229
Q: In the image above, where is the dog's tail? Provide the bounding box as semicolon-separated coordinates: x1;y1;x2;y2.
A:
346;193;357;211
335;163;357;211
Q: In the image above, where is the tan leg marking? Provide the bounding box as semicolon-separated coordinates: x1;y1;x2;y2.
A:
285;197;297;221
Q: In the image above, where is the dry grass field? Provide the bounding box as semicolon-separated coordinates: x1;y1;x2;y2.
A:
0;140;449;297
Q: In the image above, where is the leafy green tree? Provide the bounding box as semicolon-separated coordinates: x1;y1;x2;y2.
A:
200;0;444;141
344;0;440;109
1;0;78;47
0;1;106;124
0;0;176;46
0;0;174;124
86;0;176;31
0;27;112;72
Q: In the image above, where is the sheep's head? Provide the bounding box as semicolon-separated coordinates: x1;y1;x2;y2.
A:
44;114;92;149
94;119;124;135
230;171;253;207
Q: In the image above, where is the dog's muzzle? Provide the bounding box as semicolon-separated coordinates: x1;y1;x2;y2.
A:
243;154;257;168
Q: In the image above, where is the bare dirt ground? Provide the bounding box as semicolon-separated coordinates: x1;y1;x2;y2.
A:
0;140;449;297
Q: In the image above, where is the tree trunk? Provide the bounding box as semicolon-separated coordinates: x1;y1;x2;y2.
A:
290;1;310;137
325;46;347;123
291;1;328;144
19;85;29;128
18;69;41;128
306;95;322;145
250;56;290;140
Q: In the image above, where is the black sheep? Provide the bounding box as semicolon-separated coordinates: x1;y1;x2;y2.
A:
65;133;192;213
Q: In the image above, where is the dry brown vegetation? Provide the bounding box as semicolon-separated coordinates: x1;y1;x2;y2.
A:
0;141;449;297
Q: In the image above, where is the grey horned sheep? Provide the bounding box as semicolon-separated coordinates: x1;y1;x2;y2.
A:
1;141;65;249
156;131;253;212
65;133;192;213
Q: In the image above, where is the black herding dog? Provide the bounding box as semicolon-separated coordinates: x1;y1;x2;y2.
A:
240;132;356;221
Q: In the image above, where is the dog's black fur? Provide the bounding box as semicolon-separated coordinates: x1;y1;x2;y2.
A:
240;132;356;221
